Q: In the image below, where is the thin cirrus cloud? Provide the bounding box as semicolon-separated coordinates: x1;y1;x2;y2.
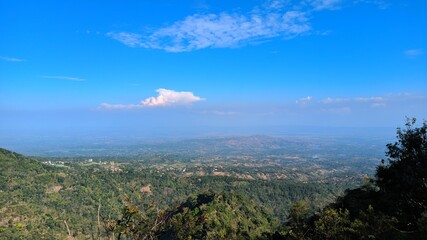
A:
356;0;390;10
107;32;142;47
201;110;239;116
0;56;25;62
308;0;342;11
320;106;352;113
294;95;385;114
296;96;313;105
318;93;426;108
320;96;385;108
404;49;423;57
100;88;205;110
320;96;384;104
294;95;384;113
107;1;313;52
42;75;85;81
106;0;392;52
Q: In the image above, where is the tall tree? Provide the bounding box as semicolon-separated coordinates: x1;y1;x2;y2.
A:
375;118;427;230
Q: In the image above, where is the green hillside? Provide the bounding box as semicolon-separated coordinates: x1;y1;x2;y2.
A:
109;191;276;239
0;148;123;239
1;119;425;239
0;147;347;239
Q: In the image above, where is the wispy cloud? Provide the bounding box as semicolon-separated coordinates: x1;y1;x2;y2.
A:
318;96;385;112
371;102;386;108
404;49;423;57
288;92;425;121
354;0;389;10
385;92;426;101
319;93;426;109
202;110;238;116
0;56;25;62
321;106;352;113
296;96;313;105
107;0;392;52
107;32;142;47
265;0;289;10
100;88;205;109
307;0;342;11
42;76;85;81
108;1;312;52
320;96;384;104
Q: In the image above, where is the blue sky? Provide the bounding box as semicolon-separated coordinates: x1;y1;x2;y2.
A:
0;0;426;139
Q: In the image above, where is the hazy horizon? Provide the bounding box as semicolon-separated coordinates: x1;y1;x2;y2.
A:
0;124;396;157
1;0;426;151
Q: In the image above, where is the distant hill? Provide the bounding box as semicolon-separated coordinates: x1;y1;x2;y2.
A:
13;134;386;160
0;146;360;239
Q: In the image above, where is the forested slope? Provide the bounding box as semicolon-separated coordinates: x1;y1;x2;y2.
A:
2;120;422;239
277;119;427;239
0;147;349;239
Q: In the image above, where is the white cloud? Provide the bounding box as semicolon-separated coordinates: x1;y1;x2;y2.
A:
321;106;351;113
296;96;313;105
320;97;334;104
42;76;85;81
143;88;204;106
107;0;396;54
202;110;238;116
266;0;289;10
354;0;389;10
385;92;426;101
0;56;24;62
108;3;311;52
106;0;397;52
99;103;139;110
307;0;342;11
107;32;143;47
353;97;384;102
371;102;386;107
321;96;383;104
319;93;426;109
100;88;205;109
404;49;423;57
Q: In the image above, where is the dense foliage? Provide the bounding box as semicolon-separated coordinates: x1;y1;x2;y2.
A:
2;119;424;239
109;191;276;239
0;149;126;239
278;118;427;239
0;148;349;239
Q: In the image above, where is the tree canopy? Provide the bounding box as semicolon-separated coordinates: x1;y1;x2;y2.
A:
281;118;427;239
